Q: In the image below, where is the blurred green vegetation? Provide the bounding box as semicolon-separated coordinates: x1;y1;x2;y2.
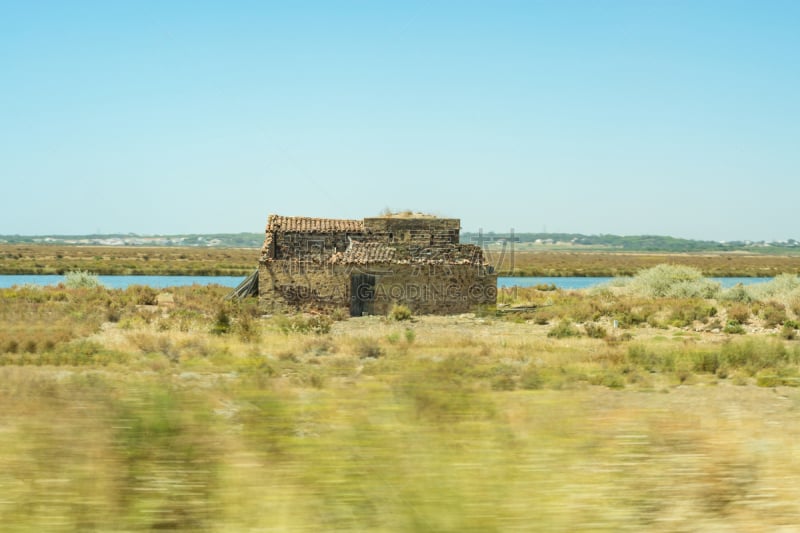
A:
3;266;800;529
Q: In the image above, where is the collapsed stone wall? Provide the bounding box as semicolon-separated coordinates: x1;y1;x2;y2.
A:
268;232;361;261
258;261;496;315
363;217;460;245
258;261;350;312
371;264;496;315
328;242;486;266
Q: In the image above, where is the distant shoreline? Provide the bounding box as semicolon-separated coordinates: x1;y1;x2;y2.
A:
2;244;799;278
2;232;799;254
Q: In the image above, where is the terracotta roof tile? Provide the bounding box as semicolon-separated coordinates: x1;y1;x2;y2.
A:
267;215;364;233
329;241;396;264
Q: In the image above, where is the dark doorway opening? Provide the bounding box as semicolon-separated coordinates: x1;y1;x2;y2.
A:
350;273;376;317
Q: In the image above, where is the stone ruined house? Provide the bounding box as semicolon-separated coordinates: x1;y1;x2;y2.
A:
257;213;497;316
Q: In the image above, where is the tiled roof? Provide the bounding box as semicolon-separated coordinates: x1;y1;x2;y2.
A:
329;241;396;264
266;215;364;233
328;242;488;266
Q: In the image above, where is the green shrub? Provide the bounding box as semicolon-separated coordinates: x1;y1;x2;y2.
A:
531;306;561;325
780;324;797;340
236;312;261;342
473;305;499;318
491;374;517;391
64;270;102;289
590;370;625;389
613;303;658;328
721;283;753;303
623;264;721;299
330;307;350;321
723;320;746;335
584;322;607;339
274;314;332;334
304;338;336;356
520;367;545;389
760;301;788;328
210;307;232;335
756;375;800;387
105;305;122;322
309;372;325;389
355;338;383;359
674;363;694;384
693;351;721;374
756;375;782;387
789;294;800;317
389;304;412;321
126;285;158;305
627;344;675;373
568;300;601;323
720;338;798;373
748;274;800;301
726;303;751;324
547;320;581;339
668;300;717;327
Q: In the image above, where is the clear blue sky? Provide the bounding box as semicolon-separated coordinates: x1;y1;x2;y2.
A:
2;1;798;241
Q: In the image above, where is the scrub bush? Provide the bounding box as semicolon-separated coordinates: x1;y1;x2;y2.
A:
780;323;797;340
64;270;102;289
354;338;383;359
622;265;721;299
274;314;332;335
389;304;412;321
584;322;607;339
726;303;752;324
548;320;581;338
760;301;788;328
723;320;746;335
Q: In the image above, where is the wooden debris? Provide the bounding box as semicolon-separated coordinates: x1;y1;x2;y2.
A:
226;269;259;300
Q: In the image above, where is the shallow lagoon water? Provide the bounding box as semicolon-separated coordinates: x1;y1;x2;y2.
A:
0;275;247;289
0;274;775;290
497;276;773;289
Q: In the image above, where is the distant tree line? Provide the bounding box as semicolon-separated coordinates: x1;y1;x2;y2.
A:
461;232;800;253
2;231;798;253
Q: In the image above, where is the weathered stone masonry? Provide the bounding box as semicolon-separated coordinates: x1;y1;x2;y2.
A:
258;214;497;315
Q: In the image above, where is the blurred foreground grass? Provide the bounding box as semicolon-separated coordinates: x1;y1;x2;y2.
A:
3;364;800;531
3;270;800;530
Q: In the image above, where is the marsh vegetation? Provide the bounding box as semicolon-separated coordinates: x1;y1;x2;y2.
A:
497;250;800;277
3;266;800;530
0;244;259;276
4;243;800;277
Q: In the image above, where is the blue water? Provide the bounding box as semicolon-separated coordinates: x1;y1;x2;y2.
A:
497;276;774;289
0;275;246;289
498;277;613;289
0;274;776;290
